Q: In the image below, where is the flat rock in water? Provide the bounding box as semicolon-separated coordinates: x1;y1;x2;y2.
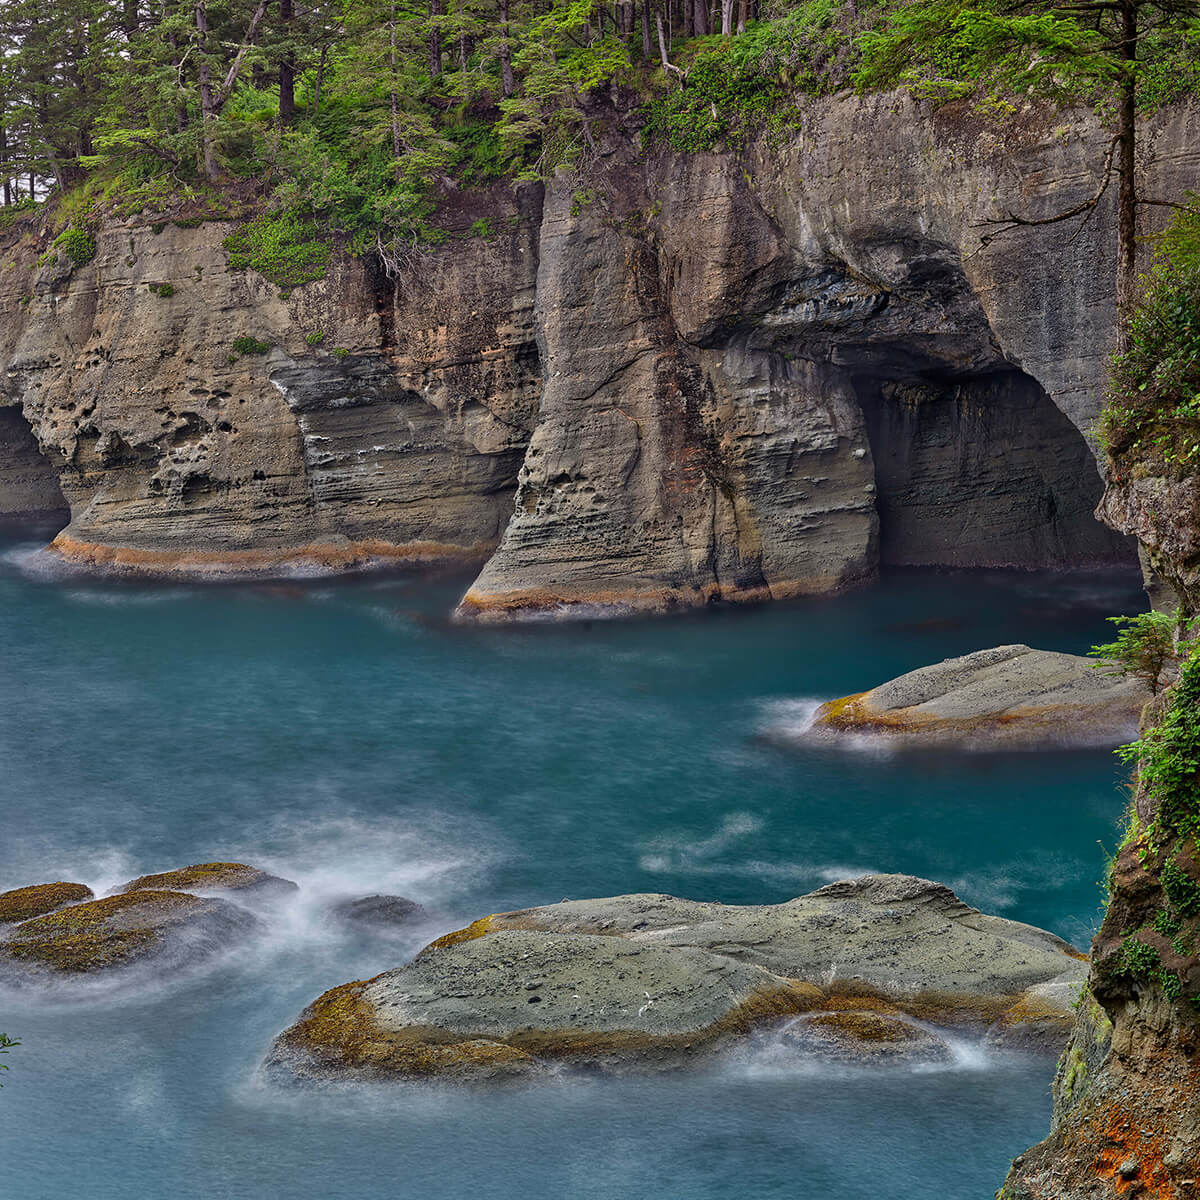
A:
115;861;298;899
807;645;1150;747
0;881;94;924
777;1010;954;1065
269;874;1086;1082
0;888;259;979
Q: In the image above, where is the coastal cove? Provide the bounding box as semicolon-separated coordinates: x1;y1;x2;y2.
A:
0;546;1146;1199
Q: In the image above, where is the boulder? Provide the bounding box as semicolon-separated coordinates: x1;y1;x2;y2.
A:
116;861;298;899
0;888;258;977
270;875;1086;1082
807;645;1150;747
330;895;428;929
0;881;94;924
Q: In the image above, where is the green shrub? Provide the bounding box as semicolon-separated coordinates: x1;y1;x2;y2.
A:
52;227;97;267
331;346;350;360
1103;205;1200;474
1090;610;1181;694
148;282;174;298
231;335;271;355
304;331;325;346
223;212;331;289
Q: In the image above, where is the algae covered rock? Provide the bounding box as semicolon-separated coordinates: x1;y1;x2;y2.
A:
0;881;94;924
0;888;259;978
116;861;298;899
270;875;1086;1083
808;645;1149;748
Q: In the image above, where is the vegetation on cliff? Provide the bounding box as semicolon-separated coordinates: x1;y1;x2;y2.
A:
3;0;1200;280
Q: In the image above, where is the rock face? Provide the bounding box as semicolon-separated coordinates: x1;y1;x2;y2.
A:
116;861;298;899
808;645;1149;747
269;875;1086;1082
0;888;258;977
4;95;1181;594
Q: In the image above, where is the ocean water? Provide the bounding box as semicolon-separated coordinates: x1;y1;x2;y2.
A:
0;541;1146;1200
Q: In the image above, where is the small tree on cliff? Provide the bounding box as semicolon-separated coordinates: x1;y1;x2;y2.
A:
0;1032;18;1086
854;0;1200;336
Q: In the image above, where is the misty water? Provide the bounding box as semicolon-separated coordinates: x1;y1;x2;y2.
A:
0;538;1147;1200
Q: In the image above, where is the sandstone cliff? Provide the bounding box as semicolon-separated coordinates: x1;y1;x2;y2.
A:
7;94;1197;600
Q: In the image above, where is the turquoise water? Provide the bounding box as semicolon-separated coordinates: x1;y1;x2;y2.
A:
0;541;1144;1200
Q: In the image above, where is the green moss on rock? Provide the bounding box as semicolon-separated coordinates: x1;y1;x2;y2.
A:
0;882;94;924
117;861;296;896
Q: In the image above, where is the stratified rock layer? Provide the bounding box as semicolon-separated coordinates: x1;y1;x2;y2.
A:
809;645;1149;747
269;875;1086;1082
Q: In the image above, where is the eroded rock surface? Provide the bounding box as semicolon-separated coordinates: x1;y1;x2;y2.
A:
331;895;428;929
269;875;1086;1082
809;645;1149;747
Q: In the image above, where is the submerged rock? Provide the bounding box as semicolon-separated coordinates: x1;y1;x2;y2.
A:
809;645;1148;748
270;874;1085;1083
0;888;259;978
0;881;94;924
331;895;428;929
777;1009;953;1065
116;861;298;899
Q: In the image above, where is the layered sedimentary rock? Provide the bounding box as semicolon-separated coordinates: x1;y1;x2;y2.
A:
0;185;542;573
4;96;1187;591
807;644;1150;747
269;875;1087;1082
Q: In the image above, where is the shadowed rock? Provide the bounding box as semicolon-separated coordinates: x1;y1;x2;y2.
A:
331;895;428;929
809;645;1149;747
269;874;1086;1083
0;882;94;924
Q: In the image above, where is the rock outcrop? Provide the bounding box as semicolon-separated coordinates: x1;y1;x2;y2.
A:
0;881;94;924
807;645;1150;748
0;888;258;978
6;95;1187;599
269;875;1087;1082
331;895;428;929
115;861;297;899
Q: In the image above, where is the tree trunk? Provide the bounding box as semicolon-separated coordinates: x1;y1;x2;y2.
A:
499;0;515;96
641;1;652;58
279;0;296;124
196;1;219;181
314;43;328;115
428;0;442;79
1115;0;1138;343
736;0;748;34
720;0;732;35
0;120;10;208
692;0;708;38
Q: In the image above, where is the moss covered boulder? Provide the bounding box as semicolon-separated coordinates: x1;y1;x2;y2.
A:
0;881;94;924
270;875;1086;1084
0;888;259;977
807;645;1149;748
116;861;297;899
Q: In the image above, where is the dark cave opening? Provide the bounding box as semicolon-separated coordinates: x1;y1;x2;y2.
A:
0;404;69;536
853;366;1136;570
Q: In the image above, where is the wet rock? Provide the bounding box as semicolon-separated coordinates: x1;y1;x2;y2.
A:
809;645;1149;748
777;1009;954;1065
270;875;1084;1083
0;889;259;977
0;882;94;924
331;895;428;929
116;862;298;899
